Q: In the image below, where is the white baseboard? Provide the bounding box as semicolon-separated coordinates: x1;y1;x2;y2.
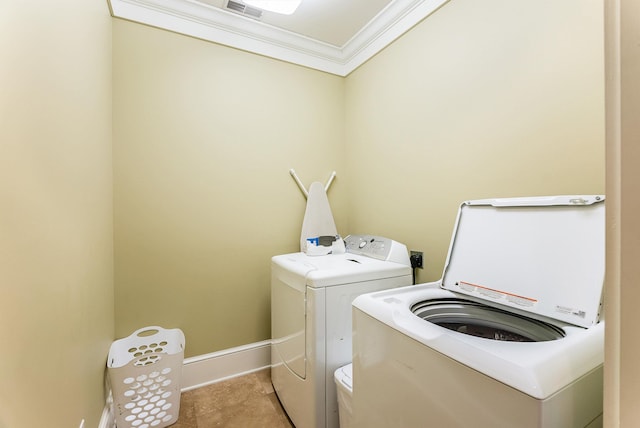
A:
181;339;272;391
98;340;272;427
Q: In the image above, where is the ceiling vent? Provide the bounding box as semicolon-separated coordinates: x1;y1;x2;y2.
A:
225;0;263;20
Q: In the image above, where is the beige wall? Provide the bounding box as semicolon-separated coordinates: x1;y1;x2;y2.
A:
0;0;614;425
604;0;640;425
112;20;346;357
0;1;113;427
345;0;605;283
113;0;605;358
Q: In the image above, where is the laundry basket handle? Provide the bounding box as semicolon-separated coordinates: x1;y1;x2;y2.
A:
132;326;164;338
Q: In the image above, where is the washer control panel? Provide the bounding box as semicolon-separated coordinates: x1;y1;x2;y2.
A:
344;235;410;266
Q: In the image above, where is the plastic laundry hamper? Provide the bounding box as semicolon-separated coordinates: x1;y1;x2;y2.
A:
334;364;354;428
108;326;185;428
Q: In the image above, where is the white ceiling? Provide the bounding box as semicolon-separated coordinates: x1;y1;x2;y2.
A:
108;0;449;76
197;0;394;48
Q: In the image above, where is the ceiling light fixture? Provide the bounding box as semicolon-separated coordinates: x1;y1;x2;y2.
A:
242;0;302;15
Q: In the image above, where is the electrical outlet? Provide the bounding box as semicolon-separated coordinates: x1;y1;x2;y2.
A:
410;251;423;269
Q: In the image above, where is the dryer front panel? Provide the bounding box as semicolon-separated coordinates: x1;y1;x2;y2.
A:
271;257;309;379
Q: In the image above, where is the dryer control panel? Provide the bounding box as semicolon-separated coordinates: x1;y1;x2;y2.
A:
344;235;410;266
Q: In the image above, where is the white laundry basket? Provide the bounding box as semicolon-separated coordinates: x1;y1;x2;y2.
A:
108;326;185;428
334;364;354;428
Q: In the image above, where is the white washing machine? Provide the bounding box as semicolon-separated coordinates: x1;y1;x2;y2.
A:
271;235;413;428
352;196;605;428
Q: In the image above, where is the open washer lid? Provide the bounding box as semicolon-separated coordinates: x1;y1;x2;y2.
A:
441;195;605;328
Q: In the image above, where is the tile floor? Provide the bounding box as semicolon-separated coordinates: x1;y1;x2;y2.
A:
172;368;294;427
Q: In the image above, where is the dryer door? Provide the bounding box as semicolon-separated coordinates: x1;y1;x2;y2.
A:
271;255;313;379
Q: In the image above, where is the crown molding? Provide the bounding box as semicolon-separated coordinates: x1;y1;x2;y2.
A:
108;0;449;76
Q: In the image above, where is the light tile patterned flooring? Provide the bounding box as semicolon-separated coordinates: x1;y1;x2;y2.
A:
172;368;294;427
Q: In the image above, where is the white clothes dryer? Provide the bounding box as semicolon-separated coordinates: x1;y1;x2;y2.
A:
271;235;412;428
352;196;605;428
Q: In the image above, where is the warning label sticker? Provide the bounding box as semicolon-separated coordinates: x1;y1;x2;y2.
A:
457;280;538;307
555;305;587;319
